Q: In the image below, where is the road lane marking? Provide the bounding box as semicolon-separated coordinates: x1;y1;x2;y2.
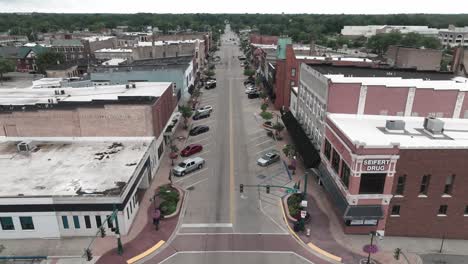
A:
255;139;274;147
229;78;235;225
159;251;314;264
183;178;209;190
176;232;289;235
180;223;233;228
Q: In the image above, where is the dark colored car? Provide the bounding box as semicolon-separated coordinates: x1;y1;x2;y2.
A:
189;125;210;136
193;111;211;120
205;81;216;89
248;92;260;99
180;144;203;157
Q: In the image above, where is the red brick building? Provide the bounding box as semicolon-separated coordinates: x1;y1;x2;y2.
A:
0;82;177;139
322;114;468;239
249;34;278;45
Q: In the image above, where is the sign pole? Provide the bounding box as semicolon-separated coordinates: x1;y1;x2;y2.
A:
113;204;124;255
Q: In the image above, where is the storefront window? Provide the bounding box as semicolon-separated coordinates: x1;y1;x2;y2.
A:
331;149;340;174
346;219;378;226
340;161;350;188
359;173;386;194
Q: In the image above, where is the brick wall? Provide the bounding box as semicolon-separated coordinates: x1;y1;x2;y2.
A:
0;87;176;138
249;34;278;45
386;149;468;239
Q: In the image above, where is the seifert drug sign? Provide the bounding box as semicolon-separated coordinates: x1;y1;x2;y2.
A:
362;159;390;172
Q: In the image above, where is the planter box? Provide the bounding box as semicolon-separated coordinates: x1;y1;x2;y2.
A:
163;185;184;219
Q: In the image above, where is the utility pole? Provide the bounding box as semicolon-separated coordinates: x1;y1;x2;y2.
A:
367;231;376;264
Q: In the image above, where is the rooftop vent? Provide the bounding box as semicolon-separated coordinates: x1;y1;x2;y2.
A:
423;117;444;134
125;84;130;89
132;83;136;88
385;120;405;131
17;141;36;153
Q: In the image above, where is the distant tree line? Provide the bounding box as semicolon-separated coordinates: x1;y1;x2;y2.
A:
1;13;467;44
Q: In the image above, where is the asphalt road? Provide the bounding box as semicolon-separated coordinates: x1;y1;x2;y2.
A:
146;24;318;264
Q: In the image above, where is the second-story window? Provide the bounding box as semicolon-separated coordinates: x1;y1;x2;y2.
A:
291;68;296;77
420;174;431;196
395;175;406;195
444;174;455;195
340;161;350;188
324;140;331;161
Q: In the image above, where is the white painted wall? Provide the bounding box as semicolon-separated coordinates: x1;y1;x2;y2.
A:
0;212;60;239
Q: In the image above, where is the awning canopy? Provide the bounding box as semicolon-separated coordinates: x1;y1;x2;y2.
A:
345;206;383;220
316;163;384;221
281;110;321;168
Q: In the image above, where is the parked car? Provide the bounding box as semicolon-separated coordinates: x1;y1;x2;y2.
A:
248;92;260;99
245;87;257;94
193;111;211;120
196;105;213;115
257;152;280;166
173;157;205;176
180;144;203;157
206;80;216;89
189;125;210;136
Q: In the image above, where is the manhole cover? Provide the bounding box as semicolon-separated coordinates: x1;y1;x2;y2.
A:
257;174;267;179
187;186;195;191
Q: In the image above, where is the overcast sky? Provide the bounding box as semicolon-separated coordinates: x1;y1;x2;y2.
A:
1;0;467;14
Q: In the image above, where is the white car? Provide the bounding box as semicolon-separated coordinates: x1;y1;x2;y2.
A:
196;105;213;114
173;157;205;176
257;152;280;166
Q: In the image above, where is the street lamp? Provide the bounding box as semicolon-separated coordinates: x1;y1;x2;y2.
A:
367;231;377;264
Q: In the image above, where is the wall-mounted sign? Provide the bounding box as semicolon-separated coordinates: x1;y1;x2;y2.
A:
362;159;391;172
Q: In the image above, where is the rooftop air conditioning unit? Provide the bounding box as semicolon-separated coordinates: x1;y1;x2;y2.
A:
385;120;405;131
17;141;35;152
423;117;444;134
125;84;130;89
132;83;136;88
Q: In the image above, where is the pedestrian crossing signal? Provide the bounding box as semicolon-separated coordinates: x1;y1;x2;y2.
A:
266;185;270;194
240;184;244;193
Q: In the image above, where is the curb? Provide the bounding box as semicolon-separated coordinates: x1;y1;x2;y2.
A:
126;240;165;264
279;199;342;264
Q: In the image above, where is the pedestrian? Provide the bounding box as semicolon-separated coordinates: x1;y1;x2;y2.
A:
153;208;161;230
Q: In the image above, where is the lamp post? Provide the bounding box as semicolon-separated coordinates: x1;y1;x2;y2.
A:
367;231;376;264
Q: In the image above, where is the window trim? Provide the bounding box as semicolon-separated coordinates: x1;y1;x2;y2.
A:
0;216;15;231
438;205;448;216
391;205;401;216
419;174;431;195
395;175;406;196
19;216;35;230
73;215;81;229
84;215;92;229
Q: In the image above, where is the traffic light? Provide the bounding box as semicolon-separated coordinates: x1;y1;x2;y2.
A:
100;226;106;238
85;248;93;261
266;185;270;194
393;248;401;260
240;184;244;193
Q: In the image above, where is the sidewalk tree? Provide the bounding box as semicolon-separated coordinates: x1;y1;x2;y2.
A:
204;69;215;78
244;68;255;77
283;144;296;159
260;102;268;112
179;105;193;129
0;58;15;85
169;144;179;166
259;111;273;122
273;122;285;139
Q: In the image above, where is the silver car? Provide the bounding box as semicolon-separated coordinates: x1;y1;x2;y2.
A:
257;152;280;166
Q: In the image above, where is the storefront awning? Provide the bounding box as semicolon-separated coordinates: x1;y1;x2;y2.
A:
344;206;383;220
316;163;384;221
281;110;321;168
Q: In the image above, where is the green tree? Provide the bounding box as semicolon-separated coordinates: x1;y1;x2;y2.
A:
259;111;273;122
0;58;15;85
179;105;193;129
244;69;255;77
36;51;65;74
260;103;268;112
273;122;285;139
282;144;296;159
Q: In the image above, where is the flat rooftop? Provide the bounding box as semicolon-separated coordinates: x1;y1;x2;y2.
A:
328;114;468;149
310;65;454;80
136;39;203;47
0;82;171;107
96;48;132;53
0;137;153;197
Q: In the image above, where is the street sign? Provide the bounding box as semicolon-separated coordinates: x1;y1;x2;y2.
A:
301;210;307;219
301;200;308;207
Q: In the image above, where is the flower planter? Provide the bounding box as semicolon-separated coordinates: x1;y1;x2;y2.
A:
162;185;184;219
